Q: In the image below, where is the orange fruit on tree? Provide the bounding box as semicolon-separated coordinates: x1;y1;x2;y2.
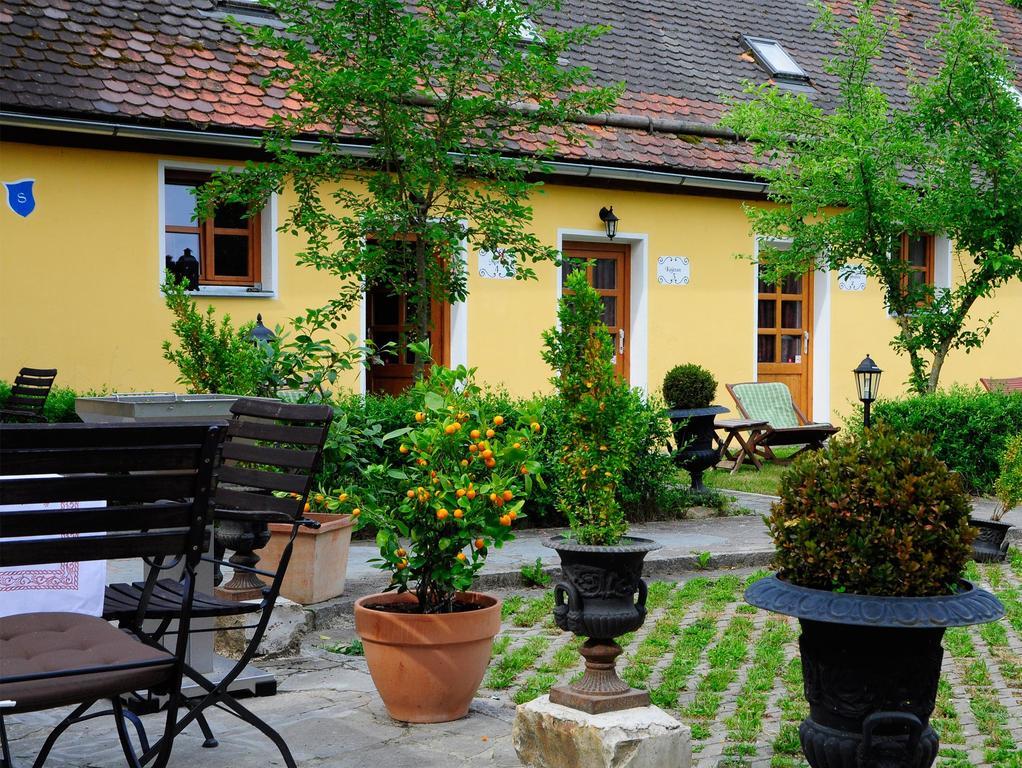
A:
396;559;407;570
470;429;481;439
456;488;466;497
467;489;477;500
338;492;348;502
486;429;496;438
469;444;478;453
406;489;416;498
436;508;449;520
395;547;406;557
502;490;513;502
513;442;521;449
315;494;324;503
415;412;425;422
351;508;361;517
520;465;529;474
456;552;467;562
489;492;498;502
531;422;541;433
508;510;517;521
444;424;457;435
481;449;493;459
494;497;504;508
484;458;496;468
453;509;464;519
493;415;504;426
474;538;485;550
303;502;310;514
460;459;469;467
499;514;511;526
399;444;409;454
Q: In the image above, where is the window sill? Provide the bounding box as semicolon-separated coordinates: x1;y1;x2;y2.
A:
186;287;276;298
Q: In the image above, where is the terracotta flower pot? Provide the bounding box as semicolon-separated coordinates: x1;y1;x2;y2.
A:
258;512;354;604
354;591;502;723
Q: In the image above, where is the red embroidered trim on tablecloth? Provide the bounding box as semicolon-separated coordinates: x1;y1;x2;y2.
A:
0;561;79;591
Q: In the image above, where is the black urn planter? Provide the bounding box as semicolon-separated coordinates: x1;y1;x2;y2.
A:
746;576;1004;768
668;405;729;491
543;535;661;714
214;518;271;601
969;518;1012;563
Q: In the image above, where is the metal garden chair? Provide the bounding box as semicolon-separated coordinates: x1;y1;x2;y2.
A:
102;398;333;768
0;421;224;768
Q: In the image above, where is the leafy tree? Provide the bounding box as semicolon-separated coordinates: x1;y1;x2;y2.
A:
722;0;1022;394
201;0;620;374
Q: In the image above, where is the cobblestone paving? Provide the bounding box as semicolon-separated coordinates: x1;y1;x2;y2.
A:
480;554;1022;768
7;555;1022;767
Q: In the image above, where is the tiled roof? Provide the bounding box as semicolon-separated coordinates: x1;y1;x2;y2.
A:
2;0;1020;179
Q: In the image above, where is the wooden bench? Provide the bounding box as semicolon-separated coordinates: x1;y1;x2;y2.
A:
981;377;1022;394
0;367;57;423
0;421;224;768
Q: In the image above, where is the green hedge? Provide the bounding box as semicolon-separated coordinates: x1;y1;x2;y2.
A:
319;386;725;525
0;381;91;423
869;388;1022;492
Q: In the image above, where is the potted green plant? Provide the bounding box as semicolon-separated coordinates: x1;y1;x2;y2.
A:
662;363;728;490
746;427;1003;768
539;271;661;714
353;343;543;723
972;432;1022;562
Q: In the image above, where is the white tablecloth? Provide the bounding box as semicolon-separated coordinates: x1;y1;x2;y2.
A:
0;499;106;618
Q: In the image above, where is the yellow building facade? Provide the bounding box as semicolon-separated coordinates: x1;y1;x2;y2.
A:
2;139;1020;425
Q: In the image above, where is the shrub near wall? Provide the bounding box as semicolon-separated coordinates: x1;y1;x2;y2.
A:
0;382;99;423
321;387;705;526
870;388;1022;492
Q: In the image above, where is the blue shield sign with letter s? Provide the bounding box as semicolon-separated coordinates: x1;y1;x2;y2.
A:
4;179;36;218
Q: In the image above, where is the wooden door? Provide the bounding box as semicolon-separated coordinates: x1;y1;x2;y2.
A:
561;242;630;381
366;287;448;395
757;267;813;417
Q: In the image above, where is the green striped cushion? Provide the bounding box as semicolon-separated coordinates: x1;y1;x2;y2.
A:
732;382;799;428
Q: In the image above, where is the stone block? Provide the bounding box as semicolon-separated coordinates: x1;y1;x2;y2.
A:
513;695;691;768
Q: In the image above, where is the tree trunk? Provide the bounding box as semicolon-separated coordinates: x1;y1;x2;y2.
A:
413;233;429;378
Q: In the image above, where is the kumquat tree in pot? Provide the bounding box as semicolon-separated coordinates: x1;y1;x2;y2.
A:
353;341;544;722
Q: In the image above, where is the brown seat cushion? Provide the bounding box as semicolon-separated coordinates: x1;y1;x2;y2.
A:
0;612;174;714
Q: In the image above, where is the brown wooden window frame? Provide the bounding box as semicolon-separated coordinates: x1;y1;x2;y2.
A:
899;233;935;299
164;169;262;288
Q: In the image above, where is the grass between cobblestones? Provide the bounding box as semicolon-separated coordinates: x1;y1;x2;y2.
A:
477;555;1022;768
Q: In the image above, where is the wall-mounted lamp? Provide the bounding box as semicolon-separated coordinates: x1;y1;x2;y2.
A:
599;206;619;240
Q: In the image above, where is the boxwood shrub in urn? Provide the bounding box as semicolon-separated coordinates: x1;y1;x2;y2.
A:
352;343;545;723
539;270;661;714
745;426;1003;768
662;363;728;490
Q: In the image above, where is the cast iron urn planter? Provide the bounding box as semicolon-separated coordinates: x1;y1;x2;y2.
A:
668;406;729;491
745;576;1004;768
543;535;661;714
969;518;1012;563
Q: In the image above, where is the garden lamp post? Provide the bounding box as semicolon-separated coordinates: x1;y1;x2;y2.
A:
853;354;882;428
248;314;275;344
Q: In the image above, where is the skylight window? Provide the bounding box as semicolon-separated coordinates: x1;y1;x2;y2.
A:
742;36;809;83
216;0;278;20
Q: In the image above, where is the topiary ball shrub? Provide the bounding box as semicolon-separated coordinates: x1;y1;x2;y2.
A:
768;425;974;597
662;364;717;410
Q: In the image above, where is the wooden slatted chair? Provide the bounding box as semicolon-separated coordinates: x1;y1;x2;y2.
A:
103;398;333;768
980;377;1022;394
0;421;224;768
0;368;57;423
726;382;840;464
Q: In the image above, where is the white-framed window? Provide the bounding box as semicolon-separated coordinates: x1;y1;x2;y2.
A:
158;161;277;297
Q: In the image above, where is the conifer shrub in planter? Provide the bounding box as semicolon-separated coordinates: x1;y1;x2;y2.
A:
746;427;1003;768
540;271;661;714
352;344;544;722
662;363;728;491
973;432;1022;562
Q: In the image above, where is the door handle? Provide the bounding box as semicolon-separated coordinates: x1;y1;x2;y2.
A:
803;331;809;355
619;328;625;355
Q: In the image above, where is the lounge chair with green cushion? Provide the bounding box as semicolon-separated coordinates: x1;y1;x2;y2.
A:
726;381;839;463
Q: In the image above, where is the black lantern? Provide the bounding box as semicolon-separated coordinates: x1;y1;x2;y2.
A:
853;354;882;427
248;314;276;344
599;206;619;240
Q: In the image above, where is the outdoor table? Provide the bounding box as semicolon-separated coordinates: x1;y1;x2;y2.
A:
714;418;769;473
